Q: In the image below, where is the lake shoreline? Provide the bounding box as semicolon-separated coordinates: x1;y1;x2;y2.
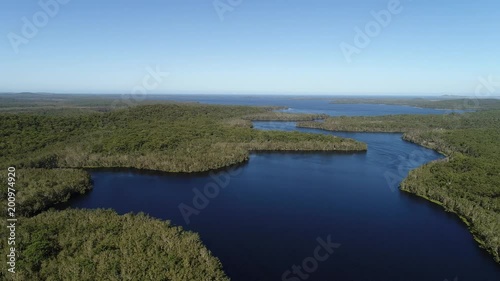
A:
294;112;500;264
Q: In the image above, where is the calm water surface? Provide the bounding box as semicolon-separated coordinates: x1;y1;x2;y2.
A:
64;101;498;281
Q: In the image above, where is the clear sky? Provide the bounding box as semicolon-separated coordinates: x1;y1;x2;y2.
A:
1;0;499;95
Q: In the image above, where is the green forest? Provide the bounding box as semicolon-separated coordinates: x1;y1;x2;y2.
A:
2;95;499;280
0;101;365;280
1;103;365;173
0;169;92;217
4;209;229;281
298;109;500;263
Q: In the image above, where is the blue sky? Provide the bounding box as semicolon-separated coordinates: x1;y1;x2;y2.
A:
1;0;499;95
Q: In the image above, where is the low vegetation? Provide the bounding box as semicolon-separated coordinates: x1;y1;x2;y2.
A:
299;109;500;263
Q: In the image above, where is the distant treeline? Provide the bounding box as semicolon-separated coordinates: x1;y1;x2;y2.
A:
330;97;500;110
243;111;328;121
298;110;499;133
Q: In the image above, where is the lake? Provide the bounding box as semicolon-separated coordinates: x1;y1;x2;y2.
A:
63;99;499;281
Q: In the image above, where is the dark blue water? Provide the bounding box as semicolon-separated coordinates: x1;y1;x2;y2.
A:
151;94;460;116
64;118;500;280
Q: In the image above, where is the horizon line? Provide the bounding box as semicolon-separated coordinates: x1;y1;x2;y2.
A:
2;91;499;98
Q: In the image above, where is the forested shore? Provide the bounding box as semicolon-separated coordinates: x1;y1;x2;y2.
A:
2;96;498;280
0;101;365;279
330;97;500;110
298;109;500;263
1;209;229;280
1;104;365;173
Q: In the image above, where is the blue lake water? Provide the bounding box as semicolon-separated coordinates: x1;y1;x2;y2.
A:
64;99;499;281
